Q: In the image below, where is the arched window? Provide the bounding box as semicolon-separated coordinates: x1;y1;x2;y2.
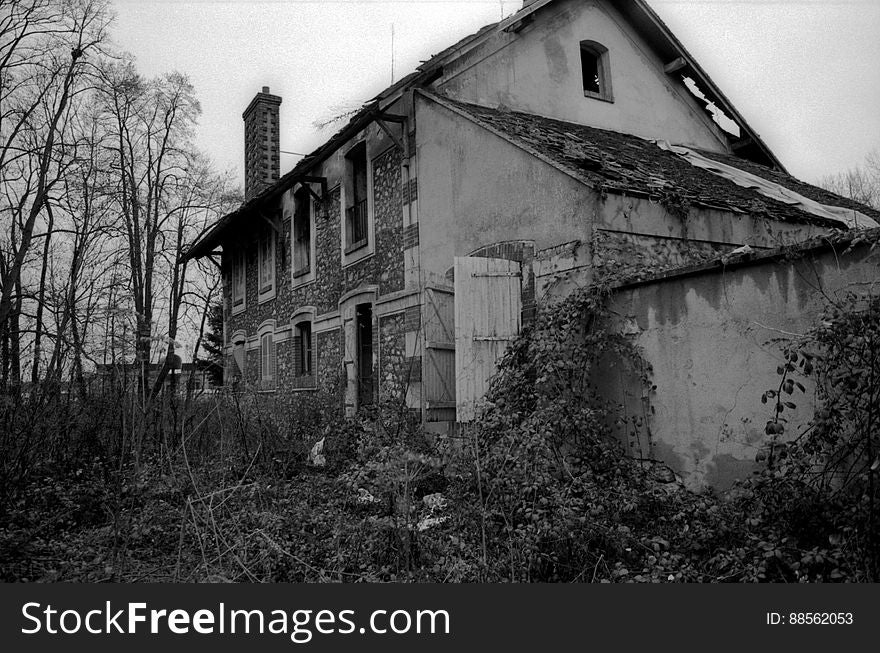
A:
258;321;276;391
230;331;246;388
292;307;317;389
580;40;612;102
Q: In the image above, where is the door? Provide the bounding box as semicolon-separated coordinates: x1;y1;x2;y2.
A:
422;286;456;422
454;256;522;421
356;304;374;407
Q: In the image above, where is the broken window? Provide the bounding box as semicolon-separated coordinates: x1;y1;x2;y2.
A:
580;40;612;101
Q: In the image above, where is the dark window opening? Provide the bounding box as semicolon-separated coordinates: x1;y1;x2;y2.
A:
297;321;313;377
580;40;611;101
581;50;600;95
293;187;311;276
356;304;373;407
345;143;369;253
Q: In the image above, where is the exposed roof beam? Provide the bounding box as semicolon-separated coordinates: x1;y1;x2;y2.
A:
259;211;282;235
297;176;328;203
663;57;687;74
375;116;405;151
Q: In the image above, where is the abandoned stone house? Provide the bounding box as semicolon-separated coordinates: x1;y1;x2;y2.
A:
185;0;880;487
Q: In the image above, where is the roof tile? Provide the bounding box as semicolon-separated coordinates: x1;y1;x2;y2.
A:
438;96;880;227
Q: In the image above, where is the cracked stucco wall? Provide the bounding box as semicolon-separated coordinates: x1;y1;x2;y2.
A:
600;239;880;490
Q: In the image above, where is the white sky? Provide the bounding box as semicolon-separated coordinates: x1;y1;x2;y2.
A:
110;0;880;186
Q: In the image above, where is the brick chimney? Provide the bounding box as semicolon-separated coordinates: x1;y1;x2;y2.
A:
242;86;282;200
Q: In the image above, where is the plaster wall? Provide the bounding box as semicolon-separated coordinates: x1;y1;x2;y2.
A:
604;242;880;489
436;0;729;151
416;95;597;281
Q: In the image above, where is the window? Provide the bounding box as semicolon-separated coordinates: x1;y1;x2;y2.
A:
580;40;612;101
293;187;312;277
258;229;275;303
292;308;317;390
231;249;246;315
356;303;374;407
259;325;275;391
344;142;369;254
296;321;313;377
231;332;246;387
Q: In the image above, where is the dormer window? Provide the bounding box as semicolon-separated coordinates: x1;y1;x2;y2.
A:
580;40;612;102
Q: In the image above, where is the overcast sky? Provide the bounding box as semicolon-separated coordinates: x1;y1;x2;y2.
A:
110;0;880;186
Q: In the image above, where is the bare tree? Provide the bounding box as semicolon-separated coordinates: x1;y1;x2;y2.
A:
0;0;112;390
821;149;880;211
97;65;203;396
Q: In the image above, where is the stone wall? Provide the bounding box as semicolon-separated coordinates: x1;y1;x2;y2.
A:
591;229;736;280
221;142;407;417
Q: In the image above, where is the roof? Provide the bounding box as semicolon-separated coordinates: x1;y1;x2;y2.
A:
186;100;384;258
185;0;824;259
425;93;880;228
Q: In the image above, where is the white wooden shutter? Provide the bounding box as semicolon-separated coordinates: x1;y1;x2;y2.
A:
454;256;522;422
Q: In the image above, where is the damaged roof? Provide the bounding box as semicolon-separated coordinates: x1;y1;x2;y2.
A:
185;0;845;259
427;94;880;228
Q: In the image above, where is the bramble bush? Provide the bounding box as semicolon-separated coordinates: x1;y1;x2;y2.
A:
2;287;879;582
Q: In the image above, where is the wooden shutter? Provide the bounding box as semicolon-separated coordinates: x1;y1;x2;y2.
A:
232;343;245;377
232;251;245;309
423;286;456;422
454;257;522;422
259;235;274;294
260;332;275;390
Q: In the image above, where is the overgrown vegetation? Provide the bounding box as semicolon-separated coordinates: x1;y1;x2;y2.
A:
2;285;878;582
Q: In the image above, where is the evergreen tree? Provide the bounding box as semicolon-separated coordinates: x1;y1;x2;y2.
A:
202;302;225;386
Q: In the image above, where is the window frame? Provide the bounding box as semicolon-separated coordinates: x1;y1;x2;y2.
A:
257;228;276;304
292;308;318;390
258;321;276;392
231;248;246;316
291;186;316;286
580;40;613;102
341;140;375;266
230;331;247;387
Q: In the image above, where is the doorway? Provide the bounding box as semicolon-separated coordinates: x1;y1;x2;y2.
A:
356;303;374;407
